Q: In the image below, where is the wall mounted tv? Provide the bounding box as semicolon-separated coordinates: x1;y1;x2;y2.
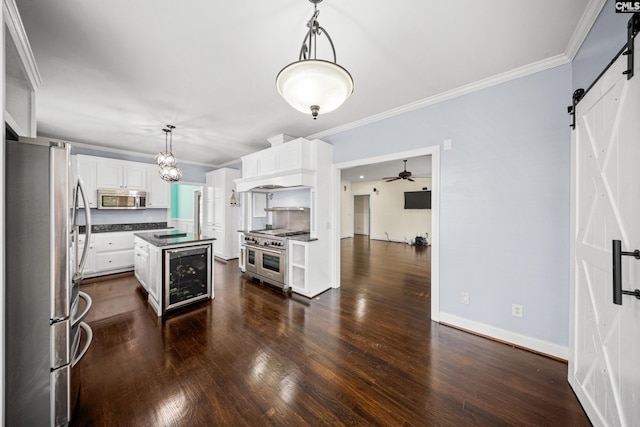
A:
404;191;431;209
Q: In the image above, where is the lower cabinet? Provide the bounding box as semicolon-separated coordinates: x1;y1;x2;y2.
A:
134;239;149;289
287;239;332;298
77;234;96;276
93;231;135;274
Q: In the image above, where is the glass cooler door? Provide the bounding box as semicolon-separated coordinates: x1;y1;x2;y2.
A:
164;245;211;312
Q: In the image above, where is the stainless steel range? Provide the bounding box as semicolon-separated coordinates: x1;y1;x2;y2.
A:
243;229;307;293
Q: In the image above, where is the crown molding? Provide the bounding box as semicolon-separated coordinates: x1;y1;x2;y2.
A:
33;135;220;168
309;0;606;141
3;0;42;88
308;53;571;140
565;0;607;60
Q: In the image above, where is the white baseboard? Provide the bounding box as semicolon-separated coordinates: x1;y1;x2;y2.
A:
439;313;568;360
370;235;406;244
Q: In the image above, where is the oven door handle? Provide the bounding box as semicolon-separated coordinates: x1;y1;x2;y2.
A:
256;247;285;255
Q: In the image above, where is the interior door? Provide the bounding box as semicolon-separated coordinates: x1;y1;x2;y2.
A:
570;42;640;426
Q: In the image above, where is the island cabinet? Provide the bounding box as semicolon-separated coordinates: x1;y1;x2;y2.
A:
288;238;331;298
134;232;215;316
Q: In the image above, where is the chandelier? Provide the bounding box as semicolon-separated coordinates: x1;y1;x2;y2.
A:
276;0;353;120
157;125;182;182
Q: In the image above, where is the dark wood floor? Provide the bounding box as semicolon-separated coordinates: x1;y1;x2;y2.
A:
72;236;589;426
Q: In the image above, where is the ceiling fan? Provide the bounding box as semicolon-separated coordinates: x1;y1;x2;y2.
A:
384;160;414;182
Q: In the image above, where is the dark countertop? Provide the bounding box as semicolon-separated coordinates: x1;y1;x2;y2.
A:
80;222;170;234
134;230;216;247
287;233;317;242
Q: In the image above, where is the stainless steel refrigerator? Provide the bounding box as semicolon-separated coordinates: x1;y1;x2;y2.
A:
5;139;93;426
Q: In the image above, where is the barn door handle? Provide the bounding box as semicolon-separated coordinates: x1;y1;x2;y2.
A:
612;240;640;305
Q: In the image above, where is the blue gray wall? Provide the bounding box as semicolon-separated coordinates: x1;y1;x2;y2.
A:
324;2;625;348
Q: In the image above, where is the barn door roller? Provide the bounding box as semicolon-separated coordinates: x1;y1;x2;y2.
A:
569;13;640;128
612;240;640;305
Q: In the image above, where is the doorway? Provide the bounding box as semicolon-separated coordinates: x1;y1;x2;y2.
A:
353;195;370;236
332;146;440;321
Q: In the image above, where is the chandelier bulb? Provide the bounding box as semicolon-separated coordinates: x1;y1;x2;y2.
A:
310;105;319;120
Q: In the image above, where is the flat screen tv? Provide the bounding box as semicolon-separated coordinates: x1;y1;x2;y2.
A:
404;191;431;209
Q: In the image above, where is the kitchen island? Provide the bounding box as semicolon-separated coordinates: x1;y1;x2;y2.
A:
134;230;215;316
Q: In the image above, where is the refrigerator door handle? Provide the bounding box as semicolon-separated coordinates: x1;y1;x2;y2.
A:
72;322;93;367
72;292;92;327
73;176;92;281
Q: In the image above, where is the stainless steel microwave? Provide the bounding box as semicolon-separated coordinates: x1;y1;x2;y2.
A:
97;189;147;209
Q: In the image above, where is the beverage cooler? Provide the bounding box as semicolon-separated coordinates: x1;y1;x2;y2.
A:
164;244;212;312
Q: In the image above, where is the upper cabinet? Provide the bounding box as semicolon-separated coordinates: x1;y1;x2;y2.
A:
95;160;146;190
74;155;170;208
4;0;42;137
146;166;170;208
235;138;332;192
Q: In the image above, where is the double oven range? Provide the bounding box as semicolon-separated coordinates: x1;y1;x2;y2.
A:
244;229;307;293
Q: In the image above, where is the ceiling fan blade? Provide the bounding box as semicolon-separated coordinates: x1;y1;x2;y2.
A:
407;178;415;182
384;177;400;182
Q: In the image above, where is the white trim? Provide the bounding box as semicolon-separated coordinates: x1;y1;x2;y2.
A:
3;0;41;88
1;3;6;423
565;0;608;61
309;55;570;141
439;313;569;360
34;136;220;168
310;0;605;142
331;145;441;322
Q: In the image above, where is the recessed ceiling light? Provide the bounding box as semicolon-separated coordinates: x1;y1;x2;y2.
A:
360;175;364;179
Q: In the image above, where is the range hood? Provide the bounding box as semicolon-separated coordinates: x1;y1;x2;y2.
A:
235;173;314;192
234;136;328;192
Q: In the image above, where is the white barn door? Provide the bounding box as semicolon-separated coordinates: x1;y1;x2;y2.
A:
570;41;640;426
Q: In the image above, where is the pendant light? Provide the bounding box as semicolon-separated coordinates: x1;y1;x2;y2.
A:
155;128;176;167
158;125;182;182
276;0;353;119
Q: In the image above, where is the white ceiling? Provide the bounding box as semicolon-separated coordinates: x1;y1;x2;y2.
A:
15;0;599;168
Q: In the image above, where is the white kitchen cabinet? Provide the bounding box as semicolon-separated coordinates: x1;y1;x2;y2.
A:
147;244;161;305
203;168;240;260
287;239;331;298
4;0;41;138
95;160;146;190
238;233;246;271
76;233;96;276
133;236;161;314
235;138;332;192
146;166;170;208
93;231;136;274
134;237;149;290
74;155;97;208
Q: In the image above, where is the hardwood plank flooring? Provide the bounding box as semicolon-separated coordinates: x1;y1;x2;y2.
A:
72;236;589;426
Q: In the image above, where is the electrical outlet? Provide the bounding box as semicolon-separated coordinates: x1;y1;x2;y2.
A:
461;292;470;305
512;304;523;318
